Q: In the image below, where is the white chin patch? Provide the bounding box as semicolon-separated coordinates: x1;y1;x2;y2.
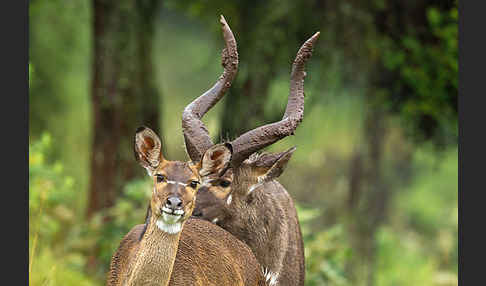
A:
156;213;183;234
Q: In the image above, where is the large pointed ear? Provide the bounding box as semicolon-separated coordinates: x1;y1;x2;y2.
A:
256;146;296;182
134;126;163;176
198;143;233;181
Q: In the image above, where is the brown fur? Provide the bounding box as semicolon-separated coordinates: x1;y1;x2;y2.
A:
171;219;265;286
194;151;305;286
108;220;265;286
108;127;265;285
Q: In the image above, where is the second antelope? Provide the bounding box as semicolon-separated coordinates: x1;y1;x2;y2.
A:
183;26;320;286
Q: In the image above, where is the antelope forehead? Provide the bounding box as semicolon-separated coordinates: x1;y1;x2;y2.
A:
157;161;198;182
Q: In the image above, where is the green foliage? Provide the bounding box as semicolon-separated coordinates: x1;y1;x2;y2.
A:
29;134;98;285
30;248;96;286
375;227;437;286
29;0;92;213
299;204;350;285
393;146;458;275
96;179;152;267
29;134;77;248
299;146;457;286
382;5;458;143
29;0;91;137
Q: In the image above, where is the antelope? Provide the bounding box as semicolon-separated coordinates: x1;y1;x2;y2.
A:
183;29;320;286
108;16;266;286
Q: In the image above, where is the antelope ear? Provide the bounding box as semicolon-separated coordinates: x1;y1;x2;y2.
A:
134;126;163;176
198;143;233;179
259;147;296;182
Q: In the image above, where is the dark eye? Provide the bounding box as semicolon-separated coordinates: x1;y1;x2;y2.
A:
220;180;231;188
190;181;199;189
156;174;165;183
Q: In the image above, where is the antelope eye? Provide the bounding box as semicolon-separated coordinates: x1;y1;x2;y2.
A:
219;180;231;188
156;174;166;183
190;181;199;189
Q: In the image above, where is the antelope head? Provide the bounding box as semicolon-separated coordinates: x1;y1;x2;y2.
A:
192;148;295;223
134;126;232;234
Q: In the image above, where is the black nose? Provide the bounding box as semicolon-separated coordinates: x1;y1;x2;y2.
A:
165;196;183;210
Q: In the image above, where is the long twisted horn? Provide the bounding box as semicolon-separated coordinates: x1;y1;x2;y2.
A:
182;15;238;163
230;32;320;167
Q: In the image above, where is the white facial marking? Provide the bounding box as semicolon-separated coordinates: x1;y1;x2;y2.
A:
212;218;219;224
165;180;188;187
248;175;266;195
257;175;266;183
173;209;184;215
248;183;263;195
262;267;279;286
226;194;232;205
201;178;211;186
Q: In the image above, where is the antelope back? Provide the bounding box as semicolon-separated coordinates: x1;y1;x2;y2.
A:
170;219;266;286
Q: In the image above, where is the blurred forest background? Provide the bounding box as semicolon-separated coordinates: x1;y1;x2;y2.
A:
29;0;458;285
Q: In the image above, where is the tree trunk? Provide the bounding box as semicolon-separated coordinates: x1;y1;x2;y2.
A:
87;0;161;218
86;0;161;275
345;105;389;286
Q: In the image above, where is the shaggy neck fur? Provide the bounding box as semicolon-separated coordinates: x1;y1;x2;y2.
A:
224;179;288;286
126;214;183;286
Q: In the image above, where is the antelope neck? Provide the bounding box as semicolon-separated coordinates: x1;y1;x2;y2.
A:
126;216;183;286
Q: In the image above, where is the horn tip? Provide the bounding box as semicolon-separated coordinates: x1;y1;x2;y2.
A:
220;15;227;25
308;31;320;44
